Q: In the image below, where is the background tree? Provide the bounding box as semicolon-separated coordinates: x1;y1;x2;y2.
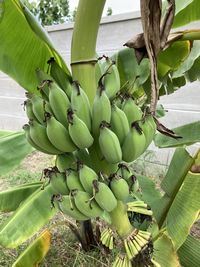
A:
106;7;112;16
23;0;70;25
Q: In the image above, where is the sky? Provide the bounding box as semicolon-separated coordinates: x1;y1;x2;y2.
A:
68;0;140;16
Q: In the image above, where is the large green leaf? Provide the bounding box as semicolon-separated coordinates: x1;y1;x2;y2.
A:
154;121;200;148
174;0;193;14
161;148;193;195
12;229;51;267
153;148;194;226
153;232;181;267
0;0;70;93
166;172;200;249
0;184;57;248
0;131;33;175
135;174;162;214
178;235;200;267
0;182;42;212
173;0;200;28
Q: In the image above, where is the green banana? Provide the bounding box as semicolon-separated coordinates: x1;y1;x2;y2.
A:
68;109;94;149
95;59;104;87
48;81;70;126
99;121;122;164
46;114;77;152
73;149;92;168
112;256;121;267
30;95;51;124
92;80;111;137
55;153;76;172
78;164;98;194
71;81;92;131
130;237;141;252
73;191;103;218
117;163;131;180
122;122;146;162
35;68;52;100
102;58;120;99
93;181;117;212
29;120;62;154
46;167;69;195
23;124;53;154
24;99;38;121
110;175;129;202
66;169;84;191
100;228;114;250
134;234;147;248
48;57;72;98
127;238;139;257
124;239;132;260
110;104;130;145
57;195;89;221
128;174;140;193
127;200;148;209
122;97;143;125
138;230;151;241
139;115;156;149
134;233;148;247
128;206;153;216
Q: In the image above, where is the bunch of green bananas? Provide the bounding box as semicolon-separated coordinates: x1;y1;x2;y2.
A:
22;58;158;266
23;57;156;166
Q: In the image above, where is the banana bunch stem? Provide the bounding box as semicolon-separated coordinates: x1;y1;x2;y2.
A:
71;0;106;104
109;201;133;238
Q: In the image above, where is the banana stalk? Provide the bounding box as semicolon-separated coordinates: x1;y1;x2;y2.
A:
109;201;133;238
71;0;106;104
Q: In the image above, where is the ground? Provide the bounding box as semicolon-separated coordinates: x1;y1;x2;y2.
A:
0;151;199;266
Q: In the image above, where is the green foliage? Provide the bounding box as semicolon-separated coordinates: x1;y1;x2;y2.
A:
106;7;112;16
0;0;69;93
0;184;57;248
23;0;70;25
154;121;200;148
0;131;33;176
178;235;200;267
173;0;200;28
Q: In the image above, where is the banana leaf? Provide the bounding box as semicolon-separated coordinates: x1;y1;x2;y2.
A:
12;229;51;267
153;232;181;267
0;184;57;248
178;235;200;267
0;0;70;94
153;148;200;249
0;182;42;212
153;148;194;225
0;131;33;175
173;41;200;78
166;172;200;249
173;0;200;28
135;174;161;214
154;121;200;148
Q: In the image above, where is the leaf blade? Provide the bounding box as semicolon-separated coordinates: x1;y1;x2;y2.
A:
0;185;57;248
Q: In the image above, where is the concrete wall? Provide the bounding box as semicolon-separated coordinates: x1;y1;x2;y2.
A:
0;12;199;166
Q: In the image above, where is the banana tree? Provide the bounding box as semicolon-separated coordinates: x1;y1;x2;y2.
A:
0;0;200;266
